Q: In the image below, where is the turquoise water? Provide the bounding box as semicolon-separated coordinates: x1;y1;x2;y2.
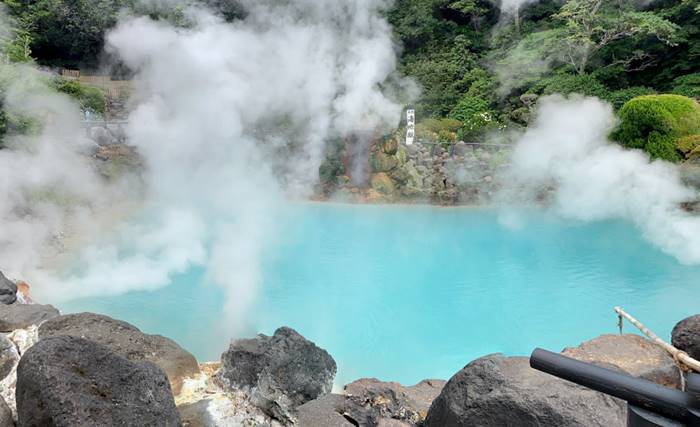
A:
59;204;700;386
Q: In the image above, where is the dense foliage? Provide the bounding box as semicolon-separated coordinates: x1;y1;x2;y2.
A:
612;94;700;161
1;0;699;160
386;0;699;154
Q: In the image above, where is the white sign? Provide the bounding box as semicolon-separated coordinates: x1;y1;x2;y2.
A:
406;109;415;145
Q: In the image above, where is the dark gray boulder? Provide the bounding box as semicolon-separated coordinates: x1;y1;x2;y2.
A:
220;327;336;424
0;334;18;382
0;304;59;332
297;394;357;427
425;354;625;427
38;312;199;394
16;335;180;427
672;315;700;360
298;392;420;427
0;273;15;306
344;378;446;425
0;396;11;427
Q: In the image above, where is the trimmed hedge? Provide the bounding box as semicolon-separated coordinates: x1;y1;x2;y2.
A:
612;94;700;162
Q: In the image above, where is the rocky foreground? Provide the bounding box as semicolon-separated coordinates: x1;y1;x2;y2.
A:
0;270;698;426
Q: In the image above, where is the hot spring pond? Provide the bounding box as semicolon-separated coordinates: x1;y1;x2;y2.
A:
59;204;699;385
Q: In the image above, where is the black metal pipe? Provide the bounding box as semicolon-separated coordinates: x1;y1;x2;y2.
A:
530;348;698;423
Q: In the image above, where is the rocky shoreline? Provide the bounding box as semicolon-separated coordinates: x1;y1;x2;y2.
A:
0;270;698;426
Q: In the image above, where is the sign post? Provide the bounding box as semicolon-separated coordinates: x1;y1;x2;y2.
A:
406;107;415;145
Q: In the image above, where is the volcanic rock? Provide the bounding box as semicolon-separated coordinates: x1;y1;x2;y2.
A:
16;335;180;426
0;334;18;383
0;326;39;418
562;334;680;388
371;173;396;195
0;396;11;427
382;136;399;155
297;394;357;427
220;327;336;424
38;312;199;395
424;354;625;427
0;273;16;305
0;304;58;332
672;314;700;360
372;151;399;173
344;378;446;424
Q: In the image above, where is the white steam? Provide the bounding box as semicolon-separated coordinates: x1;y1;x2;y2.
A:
498;0;540;15
499;95;700;264
27;1;408;335
0;59;133;280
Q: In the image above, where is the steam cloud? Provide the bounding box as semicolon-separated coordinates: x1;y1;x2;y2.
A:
498;0;540;15
13;0;409;336
499;95;700;264
0;59;133;284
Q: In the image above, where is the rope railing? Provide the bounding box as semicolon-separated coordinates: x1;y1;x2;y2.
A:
615;306;700;374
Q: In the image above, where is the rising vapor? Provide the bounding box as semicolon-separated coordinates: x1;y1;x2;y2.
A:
27;0;410;336
499;95;700;264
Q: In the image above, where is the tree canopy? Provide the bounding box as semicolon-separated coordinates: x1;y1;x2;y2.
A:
1;0;699;159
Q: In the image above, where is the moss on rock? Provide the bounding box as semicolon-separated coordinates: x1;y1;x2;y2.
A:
371;173;396;195
371;151;399;173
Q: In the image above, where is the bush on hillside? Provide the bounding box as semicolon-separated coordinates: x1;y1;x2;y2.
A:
416;118;463;141
534;73;610;99
612;94;700;161
449;95;497;139
52;78;106;115
604;87;657;110
646;133;680;162
672;73;700;99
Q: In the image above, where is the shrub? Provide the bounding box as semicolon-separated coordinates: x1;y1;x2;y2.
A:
319;158;343;186
449;95;496;139
420;118;462;134
534;73;610;99
438;129;457;142
672;73;700;99
612;94;700;161
604;87;656;110
416;118;462;141
52;78;106;114
646;133;680;162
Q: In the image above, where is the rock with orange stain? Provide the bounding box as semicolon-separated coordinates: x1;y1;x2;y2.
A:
15;282;32;304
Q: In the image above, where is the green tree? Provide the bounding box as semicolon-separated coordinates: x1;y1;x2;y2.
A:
2;31;33;63
4;0;132;67
551;0;679;75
